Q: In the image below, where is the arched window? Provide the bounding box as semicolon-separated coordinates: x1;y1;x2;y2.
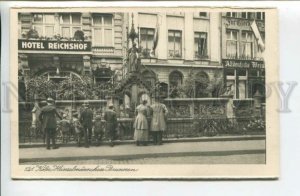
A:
159;82;168;98
169;71;183;87
142;70;156;87
169;71;183;98
195;71;209;98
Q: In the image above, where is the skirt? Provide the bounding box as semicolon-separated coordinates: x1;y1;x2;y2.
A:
134;129;149;141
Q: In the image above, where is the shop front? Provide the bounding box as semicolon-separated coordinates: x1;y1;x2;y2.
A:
223;59;265;99
18;39;93;101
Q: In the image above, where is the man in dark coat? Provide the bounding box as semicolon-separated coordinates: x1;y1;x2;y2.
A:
39;97;62;150
104;103;118;147
80;101;93;147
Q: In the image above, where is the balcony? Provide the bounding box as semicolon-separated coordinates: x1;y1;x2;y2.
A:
168;50;182;59
92;46;114;55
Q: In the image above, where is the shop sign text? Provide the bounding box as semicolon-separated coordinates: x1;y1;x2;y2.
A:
223;60;265;69
18;39;91;51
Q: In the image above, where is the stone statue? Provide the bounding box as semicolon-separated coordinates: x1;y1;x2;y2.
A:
128;43;139;73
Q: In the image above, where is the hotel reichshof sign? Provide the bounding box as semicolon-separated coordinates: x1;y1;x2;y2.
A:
18;39;92;51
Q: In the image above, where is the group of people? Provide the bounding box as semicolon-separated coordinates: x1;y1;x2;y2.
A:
134;99;168;146
38;97;168;150
39;98;117;150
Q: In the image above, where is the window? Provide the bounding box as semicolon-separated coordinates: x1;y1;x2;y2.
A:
254;12;265;20
160;83;169;98
199;12;208;17
226;30;238;58
140;28;155;58
92;14;113;46
240;31;253;59
168;30;182;58
194;32;208;58
33;14;43;23
195;72;209;98
225;69;235;76
241;12;256;19
60;13;82;38
249;69;258;77
169;71;183;98
169;71;183;87
241;12;247;19
32;13;55;37
226;12;237;18
142;70;156;87
247;12;254;20
21;27;29;37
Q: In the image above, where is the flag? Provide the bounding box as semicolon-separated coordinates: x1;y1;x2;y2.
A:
250;20;265;51
150;17;159;58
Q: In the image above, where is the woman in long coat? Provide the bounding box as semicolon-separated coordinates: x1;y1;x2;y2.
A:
134;100;149;146
150;99;168;145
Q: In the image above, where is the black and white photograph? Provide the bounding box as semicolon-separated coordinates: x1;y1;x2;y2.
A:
10;7;279;179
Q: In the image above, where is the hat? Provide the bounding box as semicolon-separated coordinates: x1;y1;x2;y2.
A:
108;103;114;108
63;114;67;118
46;97;54;103
95;115;101;119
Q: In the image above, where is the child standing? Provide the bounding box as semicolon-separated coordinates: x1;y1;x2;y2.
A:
72;112;83;147
59;114;71;143
93;115;104;146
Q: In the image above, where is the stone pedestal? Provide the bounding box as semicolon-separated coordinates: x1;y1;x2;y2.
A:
131;83;138;106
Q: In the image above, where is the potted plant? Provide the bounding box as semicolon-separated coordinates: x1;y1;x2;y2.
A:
74;30;85;41
27;29;39;39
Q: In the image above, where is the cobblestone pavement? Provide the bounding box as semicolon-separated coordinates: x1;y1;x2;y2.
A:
23;153;265;165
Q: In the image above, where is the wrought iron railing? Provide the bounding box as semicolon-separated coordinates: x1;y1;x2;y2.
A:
19;116;265;144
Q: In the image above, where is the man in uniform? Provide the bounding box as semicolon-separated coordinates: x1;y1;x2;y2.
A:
104;103;118;147
80;101;93;147
39;97;62;150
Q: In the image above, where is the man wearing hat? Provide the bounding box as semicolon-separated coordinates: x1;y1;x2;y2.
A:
80;101;93;147
39;97;62;150
104;103;117;147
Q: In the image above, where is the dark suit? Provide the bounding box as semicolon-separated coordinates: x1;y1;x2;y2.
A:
104;109;117;142
80;107;93;146
39;104;61;149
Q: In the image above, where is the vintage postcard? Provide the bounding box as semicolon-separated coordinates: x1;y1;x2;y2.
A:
10;7;279;179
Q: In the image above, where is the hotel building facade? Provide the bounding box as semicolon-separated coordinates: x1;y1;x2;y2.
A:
18;11;265;103
18;12;126;99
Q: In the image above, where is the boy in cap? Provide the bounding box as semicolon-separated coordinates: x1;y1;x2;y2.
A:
58;114;71;144
93;114;104;146
72;112;83;147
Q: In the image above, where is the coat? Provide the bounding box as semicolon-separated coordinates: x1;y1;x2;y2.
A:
39;104;61;130
94;119;103;134
104;109;117;132
80;107;93;128
134;104;148;130
150;103;168;132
